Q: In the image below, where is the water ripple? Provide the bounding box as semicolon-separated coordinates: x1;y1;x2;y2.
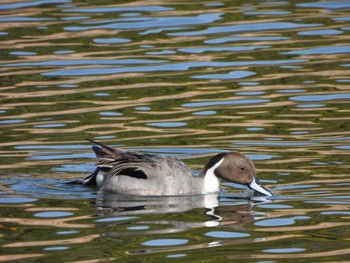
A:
1;0;350;261
40;59;308;76
65;13;223;31
168;22;322;36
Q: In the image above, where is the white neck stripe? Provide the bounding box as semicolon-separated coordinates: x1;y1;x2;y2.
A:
204;157;225;193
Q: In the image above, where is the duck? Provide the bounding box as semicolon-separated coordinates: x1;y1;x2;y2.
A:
73;140;273;197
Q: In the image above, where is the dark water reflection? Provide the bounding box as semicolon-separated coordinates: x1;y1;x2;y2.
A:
1;0;350;262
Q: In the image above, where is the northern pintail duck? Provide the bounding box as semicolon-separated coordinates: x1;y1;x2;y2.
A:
74;141;273;197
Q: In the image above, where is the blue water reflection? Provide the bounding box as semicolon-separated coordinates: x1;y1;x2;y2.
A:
41;59;307;76
297;1;350;9
3;59;167;67
169;22;322;36
93;38;131;44
0;0;69;10
205;36;289;44
192;70;256;80
182;99;270;107
282;46;350;55
298;29;343;35
179;46;269;54
143;238;189;246
290;93;350;101
64;6;174;13
0;17;54;22
65;13;222;31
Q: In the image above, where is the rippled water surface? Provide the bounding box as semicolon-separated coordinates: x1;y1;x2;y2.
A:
1;0;350;262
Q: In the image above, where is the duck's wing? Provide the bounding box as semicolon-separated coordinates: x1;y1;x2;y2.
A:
103;152;193;182
88;140;151;179
68;140;128;185
102;156;150;180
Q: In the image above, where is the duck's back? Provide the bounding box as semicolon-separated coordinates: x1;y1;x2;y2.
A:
101;154;202;195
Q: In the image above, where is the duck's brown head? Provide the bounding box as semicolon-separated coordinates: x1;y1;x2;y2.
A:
203;152;273;196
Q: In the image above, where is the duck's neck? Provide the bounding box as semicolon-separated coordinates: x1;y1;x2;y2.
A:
202;157;225;193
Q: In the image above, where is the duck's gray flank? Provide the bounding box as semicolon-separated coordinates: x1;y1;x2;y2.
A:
73;140;273;197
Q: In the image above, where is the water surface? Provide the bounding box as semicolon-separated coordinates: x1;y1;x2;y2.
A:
1;0;350;262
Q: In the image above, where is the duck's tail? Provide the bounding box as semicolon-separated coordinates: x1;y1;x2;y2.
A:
65;168;99;186
66;140;119;186
87;139;124;159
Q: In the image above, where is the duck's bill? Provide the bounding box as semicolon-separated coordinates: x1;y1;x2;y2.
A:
249;178;273;196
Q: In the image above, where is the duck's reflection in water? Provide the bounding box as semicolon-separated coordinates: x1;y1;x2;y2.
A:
95;192;271;236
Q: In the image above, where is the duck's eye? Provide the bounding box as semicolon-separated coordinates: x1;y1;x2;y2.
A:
240;167;246;171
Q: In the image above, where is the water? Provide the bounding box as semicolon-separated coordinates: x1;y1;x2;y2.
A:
1;0;350;261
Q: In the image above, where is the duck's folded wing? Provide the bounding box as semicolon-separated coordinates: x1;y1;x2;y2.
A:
102;158;149;180
69;156;150;185
101;155;192;182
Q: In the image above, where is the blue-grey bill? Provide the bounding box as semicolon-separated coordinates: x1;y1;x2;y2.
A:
249;178;273;196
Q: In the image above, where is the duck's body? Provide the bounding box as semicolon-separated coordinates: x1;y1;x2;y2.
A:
76;141;273;197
